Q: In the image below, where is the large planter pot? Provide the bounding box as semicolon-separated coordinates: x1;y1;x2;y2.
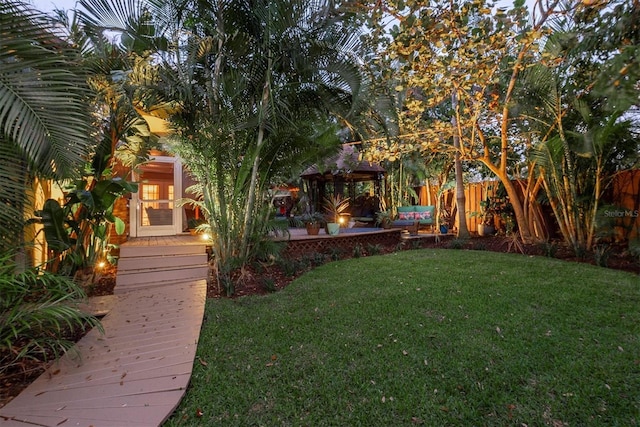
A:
326;222;340;236
305;223;321;235
478;223;496;236
439;225;449;234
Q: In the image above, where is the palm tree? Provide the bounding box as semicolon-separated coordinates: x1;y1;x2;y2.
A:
72;0;374;294
0;1;93;253
155;0;369;294
524;59;638;253
0;2;104;376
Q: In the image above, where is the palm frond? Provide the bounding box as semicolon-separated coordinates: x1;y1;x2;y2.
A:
0;1;92;179
79;0;164;52
0;139;30;252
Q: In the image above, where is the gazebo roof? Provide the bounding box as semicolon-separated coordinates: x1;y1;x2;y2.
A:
300;145;385;183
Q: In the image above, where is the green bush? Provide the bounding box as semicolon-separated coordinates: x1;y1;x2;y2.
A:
540;241;558;258
352;243;363;258
0;251;102;375
277;258;298;277
447;238;466;249
593;244;612;267
366;244;383;256
628;239;640;267
327;247;343;261
261;277;276;293
310;252;327;266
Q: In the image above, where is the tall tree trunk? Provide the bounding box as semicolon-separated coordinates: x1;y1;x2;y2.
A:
489;2;559;244
452;91;469;238
241;57;272;259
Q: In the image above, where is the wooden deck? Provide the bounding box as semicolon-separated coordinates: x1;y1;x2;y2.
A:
274;226;441;241
118;234;207;247
0;237;208;427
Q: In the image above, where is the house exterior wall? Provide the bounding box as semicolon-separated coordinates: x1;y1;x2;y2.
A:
24;178;65;267
110;197;130;247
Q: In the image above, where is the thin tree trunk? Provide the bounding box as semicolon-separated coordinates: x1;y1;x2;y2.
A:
452;90;469;238
586;157;603;250
491;1;559;243
241;59;272;258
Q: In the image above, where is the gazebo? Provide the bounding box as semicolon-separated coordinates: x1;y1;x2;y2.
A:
300;145;386;224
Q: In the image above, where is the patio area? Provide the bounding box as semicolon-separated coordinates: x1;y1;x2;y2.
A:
275;226;444;259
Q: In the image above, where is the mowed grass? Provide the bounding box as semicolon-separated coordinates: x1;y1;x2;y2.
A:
166;250;640;426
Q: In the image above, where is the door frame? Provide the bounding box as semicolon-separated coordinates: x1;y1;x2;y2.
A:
130;156;183;237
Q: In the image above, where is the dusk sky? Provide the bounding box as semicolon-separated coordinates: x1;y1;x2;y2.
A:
32;0;539;15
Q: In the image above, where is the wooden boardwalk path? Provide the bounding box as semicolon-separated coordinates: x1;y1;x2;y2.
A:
0;236;208;427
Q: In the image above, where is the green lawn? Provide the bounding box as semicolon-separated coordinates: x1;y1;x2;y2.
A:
166;250;640;426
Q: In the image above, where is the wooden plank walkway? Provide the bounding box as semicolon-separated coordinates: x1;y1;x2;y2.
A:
0;237;208;427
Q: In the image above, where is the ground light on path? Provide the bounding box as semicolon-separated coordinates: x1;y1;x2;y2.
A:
165;249;639;426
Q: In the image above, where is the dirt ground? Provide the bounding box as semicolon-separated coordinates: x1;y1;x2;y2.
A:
1;236;637;408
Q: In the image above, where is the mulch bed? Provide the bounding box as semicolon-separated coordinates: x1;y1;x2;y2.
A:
2;236;637;408
205;235;638;298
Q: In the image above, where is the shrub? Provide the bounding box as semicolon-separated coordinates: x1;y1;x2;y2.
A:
310;252;327;266
277;258;298;276
629;240;640;267
0;250;102;376
366;244;383;256
447;238;466;249
327;247;343;261
472;242;487;251
540;241;558;258
261;277;276;293
352;243;363;258
573;245;588;259
593;244;612;267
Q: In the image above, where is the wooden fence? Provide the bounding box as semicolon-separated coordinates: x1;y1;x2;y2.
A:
608;169;640;240
414;181;500;233
413;170;639;240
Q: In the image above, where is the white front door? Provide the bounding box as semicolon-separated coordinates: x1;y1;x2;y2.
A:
131;156;183;237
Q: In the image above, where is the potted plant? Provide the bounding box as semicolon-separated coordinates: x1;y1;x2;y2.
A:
439;207;453;234
301;212;325;235
375;210;392;229
323;194;350;236
474;198;496;236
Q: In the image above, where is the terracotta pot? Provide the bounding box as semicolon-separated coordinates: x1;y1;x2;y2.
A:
306;223;321;235
478;223;496;236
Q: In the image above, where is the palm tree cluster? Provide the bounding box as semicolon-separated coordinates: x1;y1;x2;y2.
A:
1;1;93;253
149;0;373;294
2;0;378;295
